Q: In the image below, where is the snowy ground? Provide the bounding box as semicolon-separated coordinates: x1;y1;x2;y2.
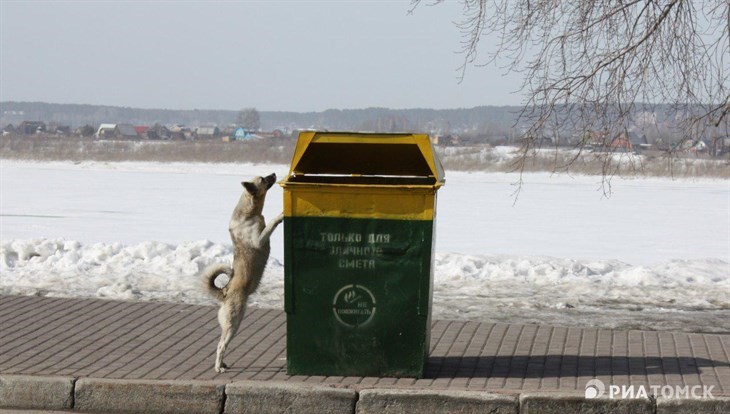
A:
1;160;728;332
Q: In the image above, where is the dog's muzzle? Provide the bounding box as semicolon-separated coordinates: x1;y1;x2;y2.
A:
265;173;276;189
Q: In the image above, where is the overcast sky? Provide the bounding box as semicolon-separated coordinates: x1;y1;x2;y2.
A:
0;1;524;112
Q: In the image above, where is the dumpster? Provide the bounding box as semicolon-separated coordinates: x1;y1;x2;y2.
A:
280;131;445;378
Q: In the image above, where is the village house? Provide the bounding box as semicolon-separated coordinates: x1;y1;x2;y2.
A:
625;132;650;151
234;127;251;140
134;126;150;139
195;126;220;139
95;123;139;139
221;126;237;141
115;124;139;139
607;135;634;151
147;124;171;140
47;124;71;136
95;124;116;138
168;125;194;140
585;131;647;153
17;121;46;135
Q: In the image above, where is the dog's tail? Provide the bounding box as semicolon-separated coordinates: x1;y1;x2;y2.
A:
201;263;233;302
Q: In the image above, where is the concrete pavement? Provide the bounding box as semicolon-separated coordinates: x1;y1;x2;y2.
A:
1;295;728;413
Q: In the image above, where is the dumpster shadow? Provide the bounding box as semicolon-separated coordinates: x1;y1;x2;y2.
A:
425;355;730;379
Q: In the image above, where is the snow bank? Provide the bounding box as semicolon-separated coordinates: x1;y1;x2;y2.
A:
2;239;727;331
0;239;236;305
434;253;729;314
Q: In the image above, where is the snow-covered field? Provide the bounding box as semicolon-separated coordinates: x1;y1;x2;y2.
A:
1;160;728;332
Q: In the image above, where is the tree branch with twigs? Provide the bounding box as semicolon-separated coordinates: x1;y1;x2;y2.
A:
412;0;729;193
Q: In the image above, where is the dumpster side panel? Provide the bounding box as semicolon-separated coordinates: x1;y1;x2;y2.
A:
284;216;434;378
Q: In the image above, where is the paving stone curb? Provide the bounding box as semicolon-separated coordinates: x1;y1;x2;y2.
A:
225;380;357;414
519;392;654;414
0;375;74;410
656;396;730;414
0;375;728;413
74;378;225;414
356;388;518;414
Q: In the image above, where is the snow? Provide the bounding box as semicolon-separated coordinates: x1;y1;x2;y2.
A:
1;160;728;332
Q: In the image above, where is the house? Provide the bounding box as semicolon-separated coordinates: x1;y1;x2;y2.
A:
672;138;709;154
95;123;138;139
234;127;251;141
134;126;150;139
17;121;46;135
627;132;650;151
169;125;194;140
95;123;117;138
222;126;238;138
48;124;71;136
589;131;640;152
196;126;220;139
608;135;633;151
115;124;139;139
147;124;171;140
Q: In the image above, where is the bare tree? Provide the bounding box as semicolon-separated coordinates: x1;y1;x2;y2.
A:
412;0;729;185
237;108;261;132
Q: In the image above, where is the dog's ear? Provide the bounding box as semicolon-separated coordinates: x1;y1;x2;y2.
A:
242;181;258;195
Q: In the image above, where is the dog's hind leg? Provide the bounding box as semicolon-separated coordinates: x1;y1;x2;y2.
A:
214;301;246;373
215;328;235;373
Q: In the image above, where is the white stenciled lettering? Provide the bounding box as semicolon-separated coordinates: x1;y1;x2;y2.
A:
336;308;372;315
367;233;391;244
338;259;376;269
329;246;383;257
320;232;362;243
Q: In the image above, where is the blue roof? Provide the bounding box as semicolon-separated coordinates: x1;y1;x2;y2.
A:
234;127;252;140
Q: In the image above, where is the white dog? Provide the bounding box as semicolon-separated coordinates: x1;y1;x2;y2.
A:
202;173;283;373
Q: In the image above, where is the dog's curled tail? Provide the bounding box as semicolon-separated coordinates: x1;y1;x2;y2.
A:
202;263;233;302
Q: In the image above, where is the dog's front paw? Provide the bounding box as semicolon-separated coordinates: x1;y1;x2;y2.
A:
215;362;228;373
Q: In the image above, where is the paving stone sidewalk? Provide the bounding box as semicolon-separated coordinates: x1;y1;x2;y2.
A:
0;295;728;396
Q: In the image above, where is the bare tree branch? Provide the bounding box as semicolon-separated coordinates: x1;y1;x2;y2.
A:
411;0;730;190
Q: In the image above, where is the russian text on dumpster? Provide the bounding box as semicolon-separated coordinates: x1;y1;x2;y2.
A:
319;232;391;269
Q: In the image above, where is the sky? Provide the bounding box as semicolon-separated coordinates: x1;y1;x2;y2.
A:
0;0;524;112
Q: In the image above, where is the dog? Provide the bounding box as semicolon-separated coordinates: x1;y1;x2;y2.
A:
202;173;284;373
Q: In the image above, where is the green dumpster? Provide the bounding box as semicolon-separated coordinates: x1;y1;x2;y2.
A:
280;131;445;378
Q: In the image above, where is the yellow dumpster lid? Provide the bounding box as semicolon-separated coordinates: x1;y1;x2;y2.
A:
285;131;445;186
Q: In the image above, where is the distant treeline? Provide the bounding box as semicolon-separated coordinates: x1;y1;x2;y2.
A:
0;101;531;134
3;101;720;143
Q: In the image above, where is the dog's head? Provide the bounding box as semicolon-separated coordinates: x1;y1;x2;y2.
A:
242;173;276;198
